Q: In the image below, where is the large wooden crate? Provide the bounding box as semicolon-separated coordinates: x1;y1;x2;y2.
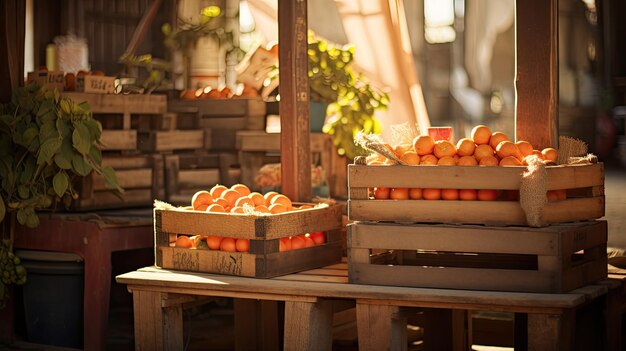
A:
348;220;608;293
347;163;605;226
168;98;266;151
72;154;164;210
163;152;240;205
155;204;343;277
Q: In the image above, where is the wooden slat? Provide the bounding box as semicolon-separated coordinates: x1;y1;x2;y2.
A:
137;130;205;152
100;130;137;150
73;188;152;210
168;97;266;117
284;299;334;351
236;131;329;153
92;168;152;190
177;169;220;188
278;0;311;202
515;0;559;149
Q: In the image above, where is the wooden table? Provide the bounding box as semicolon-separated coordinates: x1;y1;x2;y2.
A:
116;261;615;351
11;210;154;351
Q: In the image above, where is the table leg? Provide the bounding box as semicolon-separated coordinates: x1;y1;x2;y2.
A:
234;299;280;351
284;299;333;351
356;303;407;351
83;238;111;351
527;310;575;351
132;290;183;351
423;308;469;351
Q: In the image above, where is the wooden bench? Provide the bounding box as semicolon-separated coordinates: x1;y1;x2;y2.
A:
116;261;616;351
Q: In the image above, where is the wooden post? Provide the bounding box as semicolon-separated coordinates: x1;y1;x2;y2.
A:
278;0;312;202
515;0;559;149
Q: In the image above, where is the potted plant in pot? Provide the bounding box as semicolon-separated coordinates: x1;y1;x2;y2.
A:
0;83;122;309
307;32;389;159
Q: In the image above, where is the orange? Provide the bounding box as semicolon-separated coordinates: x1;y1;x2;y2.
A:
473;144;495;161
279;237;292;251
496;141;522;160
230;206;245;214
441;188;459;200
214;197;229;210
400;151;420;165
248;192;266;206
457;156;478;166
309;231;326;245
234;196;254;208
546;190;560;202
477;189;498;201
231;183;251;196
191;190;213;210
236;238;250;252
291;236;306;250
515;141;534;157
270;194;293;208
373;187;390;200
437;156;457;165
471;125;492;145
413;135;436;156
456;138;476;156
532;150;544;159
459;189;477;201
220;237;237;252
221;189;241;208
206;203;226;212
420;154;439;165
393;143;413;158
194;203;210;212
433;140;457;158
541;148;558;163
263;191;280;206
301;235;315;248
489;132;510;150
175;235;193;248
210;184;228;199
390;188;409;200
556;189;567;200
269;203;288;214
499;156;523;167
206;236;223;250
299;204;313;210
366;153;386;165
409;188;423;200
254;205;271;213
422;188;441;200
479;155;499;166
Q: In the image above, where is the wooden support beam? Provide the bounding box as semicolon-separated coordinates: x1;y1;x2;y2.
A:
515;0;559;149
278;0;311;202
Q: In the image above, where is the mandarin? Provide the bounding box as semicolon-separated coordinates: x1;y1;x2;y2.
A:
206;203;226;212
413;135;436;156
496;141;522;160
477;189;498;201
401;151;420;165
441;188;459;200
459;189;478;201
437;156;457;165
420;154;439;165
373;187;390;200
209;184;228;199
390;188;409;200
270;194;292;208
220;238;237;252
489;132;510;149
456;138;476;156
236;238;250;252
206;236;223;250
231;183;251;196
221;189;241;207
254;205;271;213
474;144;495;161
499;156;523;166
248;192;266;206
263;191;280;205
457;155;478;166
541;148;558;163
422;188;441;200
409;188;423;200
433;140;457;158
235;196;254;208
269;203;288;214
471;125;492;145
175;235;193;248
191;190;213;210
479;155;499;166
515;141;534;157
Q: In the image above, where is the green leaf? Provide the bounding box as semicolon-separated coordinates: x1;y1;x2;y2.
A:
16;208;27;225
54;153;72;170
59;99;72;115
56;118;70;138
23;125;39;147
53;171;69;197
72;122;91;155
25;213;39;228
102;166;122;191
37;138;61;165
18;185;29;199
72;153;92;176
39;120;58;142
84;119;102;140
88;146;102;165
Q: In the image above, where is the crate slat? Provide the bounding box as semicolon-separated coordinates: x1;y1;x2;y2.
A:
100;130;137;150
137;130;205;152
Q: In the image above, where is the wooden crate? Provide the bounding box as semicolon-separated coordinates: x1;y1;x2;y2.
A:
137;129;206;152
154;204;343;277
348;220;608;293
164;152;240;205
64;92;167;151
72;154;164;210
168;98;266;151
347;163;605;226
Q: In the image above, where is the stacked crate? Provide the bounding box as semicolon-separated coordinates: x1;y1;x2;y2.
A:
64;92;167;210
346;162;608;293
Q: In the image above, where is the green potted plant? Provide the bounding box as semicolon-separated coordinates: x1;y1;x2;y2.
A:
306;32;389;159
0;83;121;308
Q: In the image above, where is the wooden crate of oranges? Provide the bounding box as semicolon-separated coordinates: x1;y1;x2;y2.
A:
348;125;605;226
155;184;343;278
347;220;607;293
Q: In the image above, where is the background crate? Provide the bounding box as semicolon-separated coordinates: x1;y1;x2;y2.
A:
347;163;605;226
154;204;343;277
137;129;206;152
72;154;164;210
168;97;267;151
163;152;240;205
347;220;608;293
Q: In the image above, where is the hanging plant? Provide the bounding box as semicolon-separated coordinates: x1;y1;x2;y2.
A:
0;83;122;308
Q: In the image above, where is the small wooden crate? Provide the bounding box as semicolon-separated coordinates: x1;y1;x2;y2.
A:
155;204;343;277
168;98;266;151
347;163;605;226
163;152;240;205
348;220;608;293
137;129;206;152
72;154;164;210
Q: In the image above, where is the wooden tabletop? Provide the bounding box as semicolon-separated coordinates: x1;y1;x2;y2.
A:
116;261;609;314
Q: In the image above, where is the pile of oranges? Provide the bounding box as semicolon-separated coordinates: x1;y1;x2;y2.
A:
174;231;327;252
190;183;313;214
368;125;567;202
